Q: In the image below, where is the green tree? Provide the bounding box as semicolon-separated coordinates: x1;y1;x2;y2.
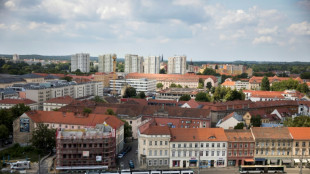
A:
202;68;217;75
31;123;56;152
206;82;212;90
177;84;182;88
224;89;245;101
195;92;211;102
261;76;270;91
185;85;189;88
300;72;310;79
179;94;191;101
60;76;73;82
123;87;137;98
156;83;164;89
122;120;132;139
105;109;115;115
83;107;92;114
234;122;244;129
296;83;309;94
284;116;310;127
92;96;105;103
117;62;124;72
160;68;166;74
11;103;31;120
0;124;9;142
251;115;262;127
139;91;146;99
170;83;177;88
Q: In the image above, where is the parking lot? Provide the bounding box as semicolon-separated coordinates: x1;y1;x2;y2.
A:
118;139;139;170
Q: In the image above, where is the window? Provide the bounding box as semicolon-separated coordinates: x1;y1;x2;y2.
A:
160;141;163;145
201;143;203;148
302;142;306;147
229;143;232;148
287;151;290;155
178;151;181;157
165;150;168;156
189;151;192;157
272;141;275;146
178;144;181;148
261;142;264;147
159;160;162;165
250;151;253;156
160;150;162;156
63;144;67;148
206;143;209;148
165;141;168;145
283;142;285;146
206;151;209;156
256;150;258;155
266;142;269;146
211;151;214;156
277;150;280;155
222;151;225;156
260;150;263;155
271;150;274;155
189;143;192;148
278;142;281;147
130;121;132;124
282;150;285;155
234;143;237;148
212;143;215;148
240;143;243;148
265;150;268;155
239;151;242;156
223;143;226;148
228;151;232;156
288;142;290;146
256;142;259;147
217;151;220;156
143;149;145;155
172;151;175;157
172;144;175;148
149;150;152;156
234;150;237;156
155;141;157;146
244;143;248;148
149;141;152;146
217;143;220;148
195;143;198;148
244;151;248;156
143;140;146;145
148;160;152;166
296;142;299;147
184;143;187;148
250;143;254;148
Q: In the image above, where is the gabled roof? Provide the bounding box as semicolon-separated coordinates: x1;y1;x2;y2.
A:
0;77;25;84
25;111;124;129
288;127;310;140
222;81;235;86
170;128;227;142
222;112;243;123
182;99;200;108
251;127;292;140
0;99;36;105
44;96;75;104
224;129;254;142
141;125;171;135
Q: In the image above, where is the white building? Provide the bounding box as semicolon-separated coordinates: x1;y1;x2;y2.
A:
216;112;244;129
167;56;186;74
144;56;160;74
98;54;115;73
109;78;156;94
125;54;143;73
169;128;228;168
13;54;19;61
0;99;38;110
71;53;90;73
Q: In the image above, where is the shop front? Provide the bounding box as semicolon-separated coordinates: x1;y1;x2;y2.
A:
172;160;180;167
216;158;225;167
244;158;254;165
228;160;236;166
200;160;209;168
189;159;197;167
255;158;266;165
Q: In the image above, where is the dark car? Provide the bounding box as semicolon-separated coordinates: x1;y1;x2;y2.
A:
129;160;134;169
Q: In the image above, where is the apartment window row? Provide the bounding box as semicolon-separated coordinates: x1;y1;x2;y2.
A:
295;141;310;147
147;140;168;146
255;149;290;156
256;141;291;147
171;150;226;157
294;149;310;156
148;150;168;156
172;143;226;148
228;150;253;157
148;159;168;166
62;143;109;148
229;143;253;148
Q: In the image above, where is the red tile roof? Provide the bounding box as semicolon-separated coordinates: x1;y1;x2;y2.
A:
170;128;227;142
0;99;36;105
141;125;171;135
222;81;235;86
44;96;75;104
249;76;302;84
288;127;310;140
251;127;292;140
224;129;254;142
182;99;200;108
243;90;285;99
221;112;236;122
26;111;124;129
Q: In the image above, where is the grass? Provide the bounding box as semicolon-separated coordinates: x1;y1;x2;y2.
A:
0;144;48;163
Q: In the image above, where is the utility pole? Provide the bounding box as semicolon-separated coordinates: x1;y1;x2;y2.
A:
299;152;304;174
38;154;40;174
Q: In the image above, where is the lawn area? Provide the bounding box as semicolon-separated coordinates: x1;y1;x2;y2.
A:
0;144;48;163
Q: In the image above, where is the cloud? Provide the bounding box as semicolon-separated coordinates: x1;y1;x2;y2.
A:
4;0;15;8
287;21;310;35
219;30;246;41
257;26;278;35
0;23;7;29
252;36;273;44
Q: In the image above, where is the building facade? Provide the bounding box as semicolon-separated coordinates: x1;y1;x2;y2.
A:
109;78;156;94
125;54;143;73
144;56;160;74
288;127;310;167
98;54;115;73
71;53;90;73
167;56;186;74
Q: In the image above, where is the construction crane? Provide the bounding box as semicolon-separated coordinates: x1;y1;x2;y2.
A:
112;54;117;96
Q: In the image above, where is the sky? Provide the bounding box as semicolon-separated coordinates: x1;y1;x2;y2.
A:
0;0;310;62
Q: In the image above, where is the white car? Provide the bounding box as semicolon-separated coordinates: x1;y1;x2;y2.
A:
118;154;124;159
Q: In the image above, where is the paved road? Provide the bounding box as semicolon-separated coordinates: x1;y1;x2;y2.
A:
118;139;139;170
192;167;309;174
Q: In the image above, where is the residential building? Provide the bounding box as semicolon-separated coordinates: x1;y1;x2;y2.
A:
225;130;255;166
125;54;143;73
13;111;124;154
144;56;160;74
43;96;75;111
98;54;115;73
109;78;156;94
169;128;227;168
71;53;90;73
13;54;19;61
0;78;26;88
0;88;19;100
243;90;304;102
222;80;250;90
249;76;303;90
251;127;293;166
93;72;114;87
157;88;200;100
56;126;116;170
167;56;186;74
138;125;171;168
0;99;38;110
20;74;45;83
287;127;310;167
216;112;244;129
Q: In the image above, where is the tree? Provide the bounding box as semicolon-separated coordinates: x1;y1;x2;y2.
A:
261;76;270;91
206;82;212;90
31;123;56;152
284;116;310;127
122;120;132;139
251;115;262;127
179;94;191;101
185;85;189;88
224;89;245;101
60;76;73;82
156;83;164;89
170;83;177;88
11;103;31;120
105;109;115;115
202;68;217;75
177;84;182;88
123;87;137;98
160;68;166;74
139;91;146;99
296;83;310;94
195;92;211;102
234;122;244;129
92;96;105;103
83;107;92;114
0;124;9;141
300;72;310;79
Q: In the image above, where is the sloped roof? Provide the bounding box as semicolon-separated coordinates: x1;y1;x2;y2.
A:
222;112;243;122
44;96;75;104
251;127;292;140
288;127;310;140
0;99;36;105
170;128;227;142
222;81;235;86
224;129;254;142
26;110;124;129
141;125;171;135
20;73;43;79
182;99;200;108
0;77;25;83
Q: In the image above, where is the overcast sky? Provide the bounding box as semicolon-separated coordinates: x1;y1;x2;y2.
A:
0;0;310;61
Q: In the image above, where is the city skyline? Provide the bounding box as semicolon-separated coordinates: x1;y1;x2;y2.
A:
0;0;310;62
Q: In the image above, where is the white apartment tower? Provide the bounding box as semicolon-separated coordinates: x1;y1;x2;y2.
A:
168;56;186;74
98;54;115;73
144;56;161;74
125;54;143;73
13;54;19;61
71;53;90;73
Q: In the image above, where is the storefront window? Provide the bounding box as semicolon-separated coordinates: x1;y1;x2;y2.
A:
217;160;225;166
172;160;180;167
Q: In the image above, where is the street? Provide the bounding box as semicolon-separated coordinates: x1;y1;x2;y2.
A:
118;139;139;169
191;167;309;174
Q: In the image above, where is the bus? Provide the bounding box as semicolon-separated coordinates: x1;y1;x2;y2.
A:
239;165;285;173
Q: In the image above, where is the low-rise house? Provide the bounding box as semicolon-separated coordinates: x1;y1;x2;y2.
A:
157;88;200;100
43;96;75;111
271;108;292;122
169;128;227;168
20;73;45;83
225;130;255;166
0;99;38;110
0;88;19;100
251;127;293;166
288;127;310;167
180;100;201;108
216;112;244;129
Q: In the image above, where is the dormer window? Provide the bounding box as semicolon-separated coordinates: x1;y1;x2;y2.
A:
208;136;216;139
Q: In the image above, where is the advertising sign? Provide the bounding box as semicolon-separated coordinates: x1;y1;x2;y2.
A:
96;156;102;162
83;151;89;157
20;118;30;132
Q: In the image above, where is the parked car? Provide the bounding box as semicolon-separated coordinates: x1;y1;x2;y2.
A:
129;160;134;169
117;154;124;159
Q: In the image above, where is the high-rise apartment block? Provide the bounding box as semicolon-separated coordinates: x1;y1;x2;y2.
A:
98;54;115;73
167;56;186;74
71;53;90;73
13;54;19;61
125;54;143;73
144;56;160;74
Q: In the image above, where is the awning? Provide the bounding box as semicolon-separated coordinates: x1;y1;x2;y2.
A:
244;159;254;162
302;159;307;163
255;158;266;162
282;159;292;163
270;159;277;163
308;159;310;163
189;160;197;162
294;159;300;163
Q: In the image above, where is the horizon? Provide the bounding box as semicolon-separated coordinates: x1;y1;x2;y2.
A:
0;0;309;62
